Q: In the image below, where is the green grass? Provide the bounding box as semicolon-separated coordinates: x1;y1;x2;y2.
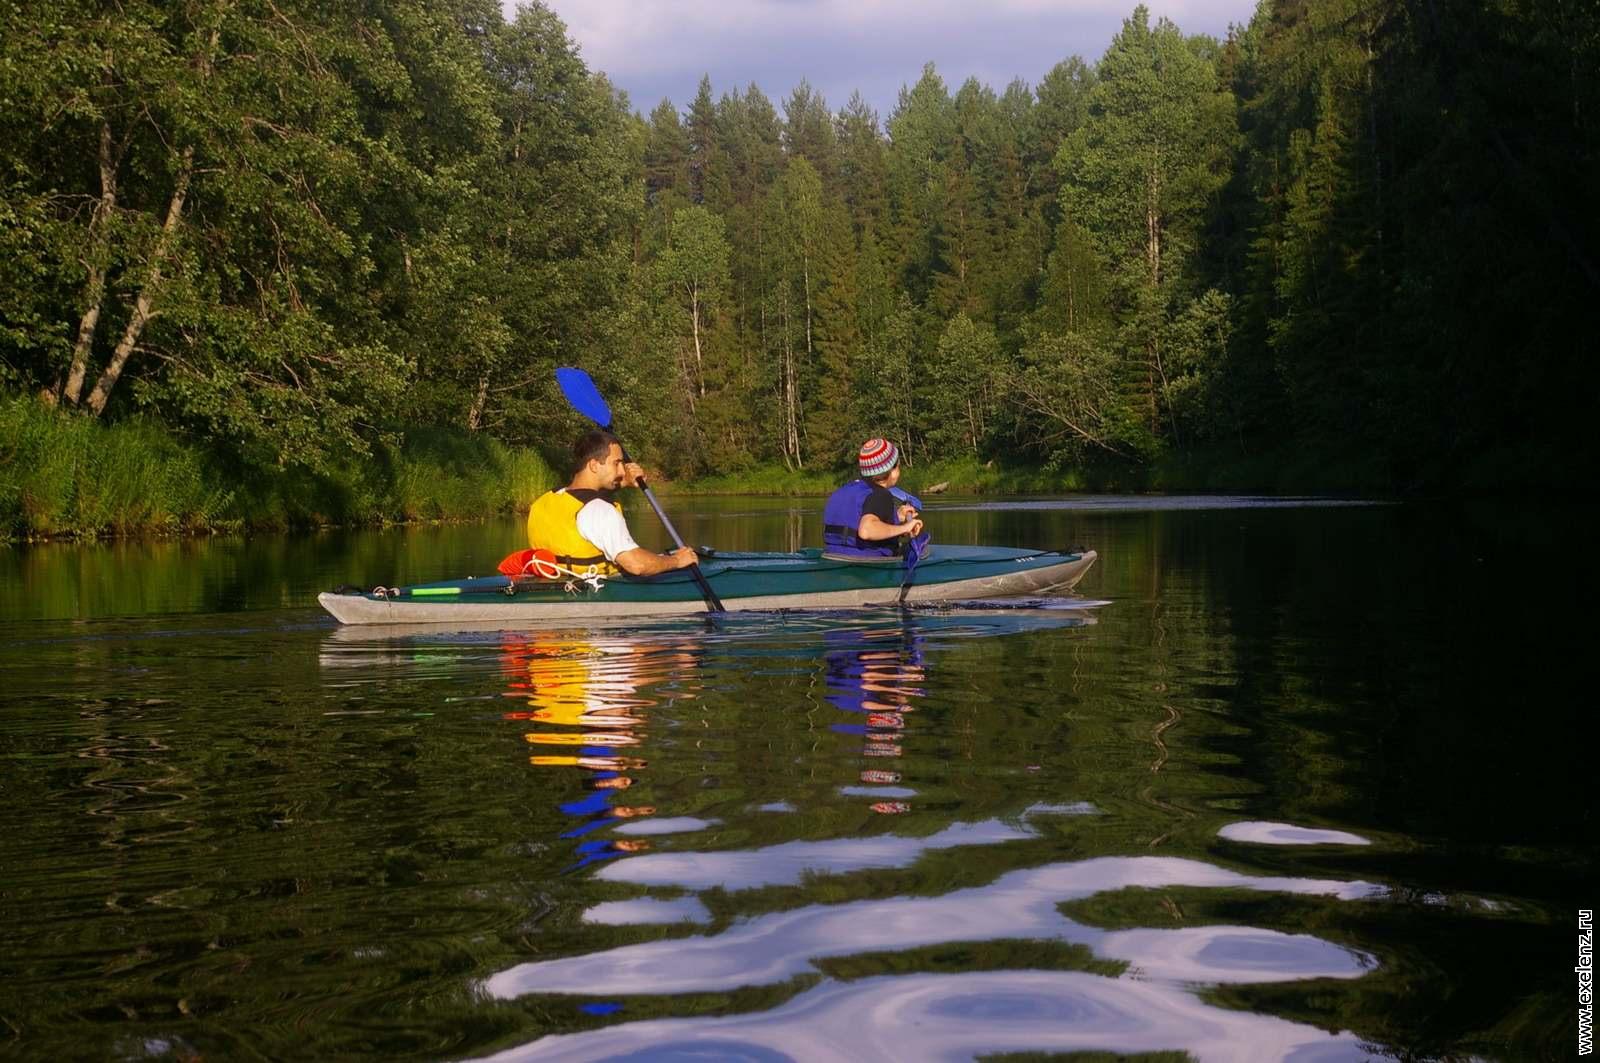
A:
666;465;839;496
0;394;557;541
904;457;1090;495
0;396;234;538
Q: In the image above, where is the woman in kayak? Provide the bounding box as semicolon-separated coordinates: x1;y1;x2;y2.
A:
527;430;699;577
821;438;926;559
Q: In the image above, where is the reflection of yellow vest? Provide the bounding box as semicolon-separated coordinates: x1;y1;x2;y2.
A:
527;489;622;576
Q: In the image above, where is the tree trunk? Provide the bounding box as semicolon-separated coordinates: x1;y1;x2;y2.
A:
1146;165;1162;288
61;122;121;407
788;349;803;469
1153;328;1179;447
467;372;490;430
779;284;801;470
84;146;194;417
690;282;704;397
802;255;813;367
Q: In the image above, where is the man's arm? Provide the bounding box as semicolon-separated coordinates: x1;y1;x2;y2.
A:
575;493;699;577
614;545;699;576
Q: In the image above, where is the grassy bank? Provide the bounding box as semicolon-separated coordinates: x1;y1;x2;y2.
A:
0;396;556;541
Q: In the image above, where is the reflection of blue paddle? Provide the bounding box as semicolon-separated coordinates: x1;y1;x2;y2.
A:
555;367;725;612
892;486;930;604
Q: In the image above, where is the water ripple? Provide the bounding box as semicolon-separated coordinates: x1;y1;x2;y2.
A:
1218;820;1373;846
582;897;712;926
593;819;1035;892
483;849;1380;999
479;970;1369;1062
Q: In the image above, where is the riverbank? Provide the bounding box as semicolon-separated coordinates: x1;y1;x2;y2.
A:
667;450;1388;497
663;459;1083;498
0;395;1390;543
0;397;556;542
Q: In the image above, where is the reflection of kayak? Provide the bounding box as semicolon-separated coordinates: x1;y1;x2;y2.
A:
318;546;1097;626
316;604;1100;647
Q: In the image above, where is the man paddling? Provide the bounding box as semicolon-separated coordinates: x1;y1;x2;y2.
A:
528;431;699;577
821;438;926;559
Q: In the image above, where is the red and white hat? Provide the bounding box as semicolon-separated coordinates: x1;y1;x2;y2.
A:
858;437;899;478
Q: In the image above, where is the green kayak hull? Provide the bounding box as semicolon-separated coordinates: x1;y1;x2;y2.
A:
317;545;1097;626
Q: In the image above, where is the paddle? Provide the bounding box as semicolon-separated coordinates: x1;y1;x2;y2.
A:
554;367;725;613
891;485;930;604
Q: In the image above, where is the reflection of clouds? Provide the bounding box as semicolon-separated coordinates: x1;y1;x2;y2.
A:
1023;801;1102;817
583;897;711;926
480;970;1368;1062
1219;820;1372;846
596;819;1034;891
838;785;917;798
1101;926;1374;983
612;816;718;836
484;844;1380;1000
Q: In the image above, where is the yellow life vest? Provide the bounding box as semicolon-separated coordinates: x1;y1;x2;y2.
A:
527;489;622;576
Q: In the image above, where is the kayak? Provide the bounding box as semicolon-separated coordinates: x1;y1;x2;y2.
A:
317;545;1097;626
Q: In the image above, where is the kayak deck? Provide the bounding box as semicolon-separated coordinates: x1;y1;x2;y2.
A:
318;545;1097;626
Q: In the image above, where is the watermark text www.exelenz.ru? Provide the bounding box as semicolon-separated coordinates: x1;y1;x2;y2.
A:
1581;909;1594;1056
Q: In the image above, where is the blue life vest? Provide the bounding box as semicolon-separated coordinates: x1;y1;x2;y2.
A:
822;480;898;558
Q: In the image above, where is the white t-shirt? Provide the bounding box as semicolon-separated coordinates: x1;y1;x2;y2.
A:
574;497;640;561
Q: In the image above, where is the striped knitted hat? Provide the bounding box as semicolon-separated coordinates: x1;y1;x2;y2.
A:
858;437;899;478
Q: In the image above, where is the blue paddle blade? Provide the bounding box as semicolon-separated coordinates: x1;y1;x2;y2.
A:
905;531;930;573
555;367;613;429
889;486;924;511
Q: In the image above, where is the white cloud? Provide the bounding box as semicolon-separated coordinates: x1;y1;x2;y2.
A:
510;0;1261;116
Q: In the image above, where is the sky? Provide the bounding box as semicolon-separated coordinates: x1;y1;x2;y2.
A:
519;0;1263;121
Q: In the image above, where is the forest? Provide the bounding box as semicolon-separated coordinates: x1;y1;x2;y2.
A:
1;0;1595;534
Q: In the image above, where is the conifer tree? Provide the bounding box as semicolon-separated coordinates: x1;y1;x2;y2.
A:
886;65;955;303
806;202;863;466
644;98;691;207
686;75;727;209
836;93;889;239
782;81;838;189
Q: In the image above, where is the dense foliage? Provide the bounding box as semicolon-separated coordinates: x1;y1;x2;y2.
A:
1;0;1593;498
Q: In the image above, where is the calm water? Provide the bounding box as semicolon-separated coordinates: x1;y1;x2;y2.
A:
0;497;1589;1061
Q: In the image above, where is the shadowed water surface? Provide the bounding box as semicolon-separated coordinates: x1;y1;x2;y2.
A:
0;497;1589;1060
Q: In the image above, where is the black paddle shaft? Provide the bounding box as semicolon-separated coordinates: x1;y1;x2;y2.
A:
618;444;725;612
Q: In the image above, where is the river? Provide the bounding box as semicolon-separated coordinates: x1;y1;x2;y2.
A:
0;496;1588;1060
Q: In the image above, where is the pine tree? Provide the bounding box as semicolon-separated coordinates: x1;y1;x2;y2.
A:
782;81;838;189
686;75;727;208
885;64;955;304
644;97;690;207
836;92;888;239
806;202;862;466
